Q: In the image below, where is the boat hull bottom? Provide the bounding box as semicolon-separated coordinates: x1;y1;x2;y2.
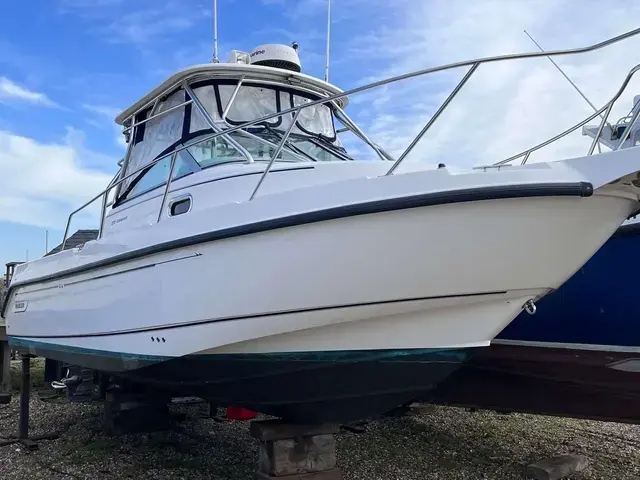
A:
11;339;471;423
427;343;640;424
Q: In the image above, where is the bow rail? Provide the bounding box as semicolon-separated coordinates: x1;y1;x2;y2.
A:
60;27;640;249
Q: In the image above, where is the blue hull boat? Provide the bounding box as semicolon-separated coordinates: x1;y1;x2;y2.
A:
497;221;640;352
429;220;640;424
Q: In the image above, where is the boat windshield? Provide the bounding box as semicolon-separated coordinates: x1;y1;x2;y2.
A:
186;81;351;164
185;129;352;168
119;81;351;195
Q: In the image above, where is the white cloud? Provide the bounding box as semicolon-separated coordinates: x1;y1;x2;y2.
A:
82;104;127;149
338;0;640;169
98;2;210;45
82;104;120;119
0;130;116;229
0;77;58;107
58;0;211;46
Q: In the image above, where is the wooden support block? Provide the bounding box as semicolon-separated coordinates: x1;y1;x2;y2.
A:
259;434;337;476
526;454;588;480
103;393;172;435
251;420;341;478
0;393;10;404
191;400;218;418
250;419;340;441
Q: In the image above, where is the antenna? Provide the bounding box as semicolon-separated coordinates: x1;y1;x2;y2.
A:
523;30;610;127
45;229;49;255
212;0;219;63
324;0;331;82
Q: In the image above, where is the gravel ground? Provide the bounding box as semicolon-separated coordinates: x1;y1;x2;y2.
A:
0;359;639;479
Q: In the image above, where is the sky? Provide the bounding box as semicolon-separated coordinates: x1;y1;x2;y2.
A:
1;0;640;265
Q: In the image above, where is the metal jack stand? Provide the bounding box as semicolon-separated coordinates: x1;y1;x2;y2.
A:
17;354;38;450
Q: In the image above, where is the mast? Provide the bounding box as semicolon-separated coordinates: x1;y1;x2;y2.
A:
212;0;219;63
324;0;331;82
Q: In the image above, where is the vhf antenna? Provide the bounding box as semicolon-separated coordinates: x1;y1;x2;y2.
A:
324;0;331;82
212;0;219;63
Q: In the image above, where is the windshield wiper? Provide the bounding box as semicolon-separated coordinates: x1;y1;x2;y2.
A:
308;136;353;161
265;128;318;162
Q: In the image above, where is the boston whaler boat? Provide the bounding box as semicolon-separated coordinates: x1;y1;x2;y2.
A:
4;27;640;423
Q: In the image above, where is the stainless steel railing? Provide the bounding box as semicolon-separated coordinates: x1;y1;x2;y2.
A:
61;27;640;249
491;63;640;165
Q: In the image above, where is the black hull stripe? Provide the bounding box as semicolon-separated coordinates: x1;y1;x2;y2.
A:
8;290;507;339
1;181;591;317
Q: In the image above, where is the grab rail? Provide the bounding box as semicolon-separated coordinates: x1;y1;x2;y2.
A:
492;63;640;166
386;63;479;175
60;27;640;249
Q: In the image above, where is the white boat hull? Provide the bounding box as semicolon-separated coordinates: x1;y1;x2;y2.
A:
6;192;633;356
4;150;640;421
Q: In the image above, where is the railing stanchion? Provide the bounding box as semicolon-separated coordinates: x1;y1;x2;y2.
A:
386;63;479;176
98;193;109;237
615;105;640;150
219;78;314;163
333;105;394;162
184;82;255;164
250;109;302;201
588;102;614;156
61;217;72;251
157;152;179;223
98;169;121;239
113;120;137;207
222;77;244;121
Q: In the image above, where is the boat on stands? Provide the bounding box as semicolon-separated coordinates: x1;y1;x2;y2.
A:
430;96;640;424
4;29;640;423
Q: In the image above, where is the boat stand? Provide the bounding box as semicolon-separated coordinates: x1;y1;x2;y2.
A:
16;354;38;450
103;386;174;435
249;419;342;480
0;331;11;405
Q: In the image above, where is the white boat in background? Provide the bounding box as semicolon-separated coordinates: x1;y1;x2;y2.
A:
3;27;640;423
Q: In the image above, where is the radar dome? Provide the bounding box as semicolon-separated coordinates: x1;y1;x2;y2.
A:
249;44;301;73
